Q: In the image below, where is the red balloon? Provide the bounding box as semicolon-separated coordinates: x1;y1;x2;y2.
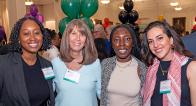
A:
103;18;110;28
104;18;109;24
193;24;196;30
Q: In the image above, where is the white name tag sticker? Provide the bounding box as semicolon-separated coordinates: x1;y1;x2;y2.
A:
63;70;80;83
42;67;55;80
160;80;171;94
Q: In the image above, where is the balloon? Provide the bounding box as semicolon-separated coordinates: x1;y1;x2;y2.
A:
59;17;72;34
103;18;110;28
118;10;129;24
123;0;134;12
0;26;6;41
30;4;38;17
61;0;80;19
81;17;94;31
128;10;139;23
192;24;196;31
81;0;98;17
36;13;44;23
104;18;109;24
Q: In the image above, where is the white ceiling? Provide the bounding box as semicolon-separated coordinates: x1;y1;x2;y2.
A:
33;0;196;12
106;0;196;12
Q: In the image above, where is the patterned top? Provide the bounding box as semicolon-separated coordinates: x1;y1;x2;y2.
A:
100;56;147;106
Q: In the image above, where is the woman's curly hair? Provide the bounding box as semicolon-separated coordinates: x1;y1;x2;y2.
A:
9;16;51;53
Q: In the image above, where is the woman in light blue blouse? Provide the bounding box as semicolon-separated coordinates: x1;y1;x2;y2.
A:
48;19;101;106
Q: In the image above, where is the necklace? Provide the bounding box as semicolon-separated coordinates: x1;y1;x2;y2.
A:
160;64;168;76
116;59;132;71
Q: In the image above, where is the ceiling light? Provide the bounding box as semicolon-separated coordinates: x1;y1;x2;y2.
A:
100;0;110;4
25;0;33;5
25;2;33;5
132;0;144;2
170;2;179;6
119;6;124;10
175;7;182;11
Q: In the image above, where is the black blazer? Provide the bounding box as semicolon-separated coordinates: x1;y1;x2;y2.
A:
0;52;55;106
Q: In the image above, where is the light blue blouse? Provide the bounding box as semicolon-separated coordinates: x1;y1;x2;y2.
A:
51;57;101;106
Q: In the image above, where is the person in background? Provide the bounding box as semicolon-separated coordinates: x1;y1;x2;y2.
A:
185;31;190;35
0;25;7;46
182;31;196;58
46;29;61;49
101;24;147;106
0;16;55;106
191;24;196;33
47;19;101;106
105;25;116;57
141;21;196;106
42;29;61;60
93;24;108;61
58;32;62;41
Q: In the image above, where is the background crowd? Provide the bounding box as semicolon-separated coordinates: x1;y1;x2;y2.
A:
0;14;196;106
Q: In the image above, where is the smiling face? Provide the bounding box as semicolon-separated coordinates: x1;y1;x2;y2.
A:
112;27;132;62
19;19;43;55
69;26;86;54
147;27;174;61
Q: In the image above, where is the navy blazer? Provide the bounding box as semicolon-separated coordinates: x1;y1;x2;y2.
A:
182;32;196;57
0;52;55;106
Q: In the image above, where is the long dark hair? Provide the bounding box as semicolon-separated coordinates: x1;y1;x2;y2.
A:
9;16;51;53
141;21;193;65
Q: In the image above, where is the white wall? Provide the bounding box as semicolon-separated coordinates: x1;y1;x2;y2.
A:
42;0;65;31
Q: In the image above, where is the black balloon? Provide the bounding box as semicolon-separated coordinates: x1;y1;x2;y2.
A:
118;10;129;24
128;10;139;23
123;0;134;12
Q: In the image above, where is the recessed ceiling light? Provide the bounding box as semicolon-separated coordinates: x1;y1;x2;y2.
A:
175;7;182;11
25;1;33;5
170;2;179;6
100;0;110;4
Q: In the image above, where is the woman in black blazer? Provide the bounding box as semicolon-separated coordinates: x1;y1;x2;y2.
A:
0;16;55;106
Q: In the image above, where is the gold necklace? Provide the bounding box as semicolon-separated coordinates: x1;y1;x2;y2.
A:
160;64;168;76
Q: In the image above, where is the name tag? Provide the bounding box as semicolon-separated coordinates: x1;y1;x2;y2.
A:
63;69;80;83
42;67;55;80
160;80;171;94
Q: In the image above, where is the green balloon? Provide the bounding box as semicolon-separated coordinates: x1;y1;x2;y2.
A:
81;17;94;31
59;17;71;35
61;0;81;19
81;0;98;17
